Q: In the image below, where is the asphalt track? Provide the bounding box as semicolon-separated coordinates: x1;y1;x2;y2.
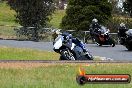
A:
0;40;132;61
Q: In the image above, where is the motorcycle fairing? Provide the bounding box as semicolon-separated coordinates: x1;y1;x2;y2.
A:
54;35;63;49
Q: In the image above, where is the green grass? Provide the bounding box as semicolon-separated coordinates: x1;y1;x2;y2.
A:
0;2;65;28
0;46;103;60
0;2;18;26
0;63;132;88
0;46;59;60
0;2;18;38
0;2;65;39
49;10;65;28
0;26;16;38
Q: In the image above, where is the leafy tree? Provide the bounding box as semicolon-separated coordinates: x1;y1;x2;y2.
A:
61;0;112;31
7;0;55;41
109;0;122;15
123;0;132;17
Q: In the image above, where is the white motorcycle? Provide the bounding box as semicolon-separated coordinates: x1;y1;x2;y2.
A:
53;34;93;60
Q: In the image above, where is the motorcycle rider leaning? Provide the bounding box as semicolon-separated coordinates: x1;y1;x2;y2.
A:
89;18;101;36
118;23;128;37
53;29;87;52
118;23;128;44
89;18;102;43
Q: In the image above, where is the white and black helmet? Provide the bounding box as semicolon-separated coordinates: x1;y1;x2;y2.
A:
92;18;98;23
52;29;62;35
120;23;125;27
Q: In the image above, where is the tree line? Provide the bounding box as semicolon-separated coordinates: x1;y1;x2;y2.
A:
0;0;132;41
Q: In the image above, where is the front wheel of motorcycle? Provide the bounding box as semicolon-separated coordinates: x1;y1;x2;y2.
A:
60;50;76;60
85;52;94;60
126;45;132;51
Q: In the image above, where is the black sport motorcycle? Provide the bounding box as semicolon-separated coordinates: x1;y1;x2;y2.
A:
90;26;115;47
118;29;132;51
53;34;93;60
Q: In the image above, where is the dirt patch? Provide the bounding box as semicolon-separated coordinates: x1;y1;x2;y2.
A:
0;62;90;69
0;35;17;40
0;62;57;69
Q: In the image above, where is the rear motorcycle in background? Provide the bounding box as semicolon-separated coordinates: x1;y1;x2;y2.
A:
118;29;132;51
53;35;93;60
91;26;115;47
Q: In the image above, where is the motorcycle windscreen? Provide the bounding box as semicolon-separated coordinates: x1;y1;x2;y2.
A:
54;35;63;49
100;26;109;34
126;29;132;36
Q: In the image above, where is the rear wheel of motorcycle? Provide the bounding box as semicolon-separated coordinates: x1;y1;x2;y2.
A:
60;50;76;60
111;43;115;47
126;45;132;51
96;42;102;46
109;38;115;47
99;44;102;46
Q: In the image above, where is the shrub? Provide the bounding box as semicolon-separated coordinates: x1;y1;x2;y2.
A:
61;0;112;31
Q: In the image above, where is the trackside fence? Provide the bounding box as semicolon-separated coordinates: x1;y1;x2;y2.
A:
0;25;120;44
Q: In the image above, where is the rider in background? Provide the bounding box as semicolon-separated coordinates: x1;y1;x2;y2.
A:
118;23;128;37
89;18;101;36
89;18;102;43
118;23;128;44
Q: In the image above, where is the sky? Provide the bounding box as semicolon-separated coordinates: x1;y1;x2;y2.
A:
118;0;125;8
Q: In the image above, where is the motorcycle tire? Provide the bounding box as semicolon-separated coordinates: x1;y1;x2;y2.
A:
109;38;115;47
60;50;76;60
95;42;102;46
77;52;94;60
85;53;94;60
126;45;132;51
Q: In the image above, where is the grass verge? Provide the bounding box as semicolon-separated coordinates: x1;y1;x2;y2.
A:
0;46;59;60
0;46;103;60
0;63;131;88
